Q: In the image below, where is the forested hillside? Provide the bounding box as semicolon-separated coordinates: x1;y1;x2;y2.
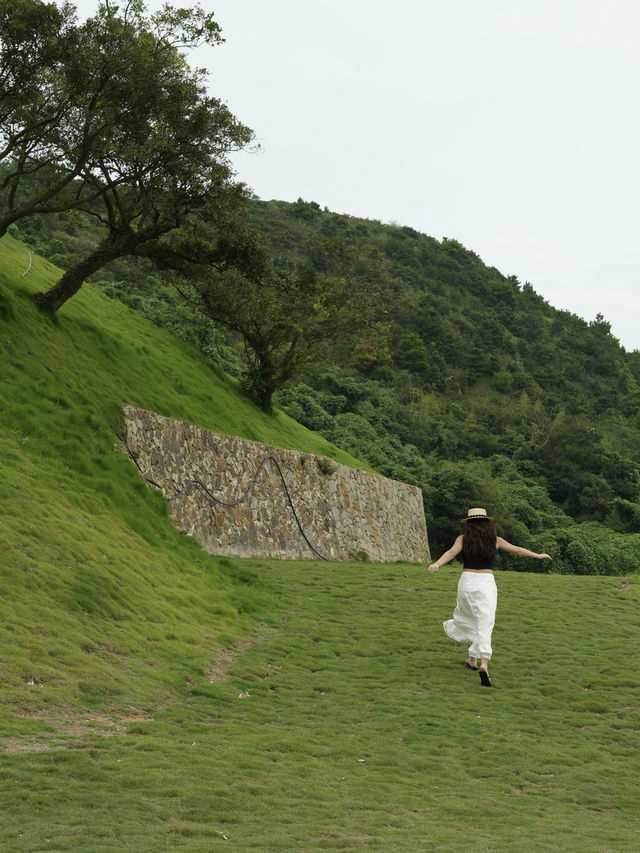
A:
250;201;640;546
10;196;640;573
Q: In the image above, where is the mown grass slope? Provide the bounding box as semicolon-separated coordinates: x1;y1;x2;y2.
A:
2;559;640;851
1;235;640;851
0;233;365;717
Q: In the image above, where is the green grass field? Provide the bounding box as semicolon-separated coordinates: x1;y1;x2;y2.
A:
1;235;640;851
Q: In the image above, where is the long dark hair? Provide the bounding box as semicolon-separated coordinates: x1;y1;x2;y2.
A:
462;519;497;560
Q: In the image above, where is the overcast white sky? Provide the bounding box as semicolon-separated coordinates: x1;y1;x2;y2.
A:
72;0;640;351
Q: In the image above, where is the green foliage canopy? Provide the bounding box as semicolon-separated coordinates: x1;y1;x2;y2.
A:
0;0;252;314
192;232;379;412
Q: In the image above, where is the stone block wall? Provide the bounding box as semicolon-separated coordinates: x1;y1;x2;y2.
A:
122;406;430;563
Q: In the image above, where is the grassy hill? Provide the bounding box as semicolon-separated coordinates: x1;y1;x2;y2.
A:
2;235;640;850
0;232;364;714
15;197;640;569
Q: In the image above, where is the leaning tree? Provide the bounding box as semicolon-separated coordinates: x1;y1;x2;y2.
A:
0;0;254;313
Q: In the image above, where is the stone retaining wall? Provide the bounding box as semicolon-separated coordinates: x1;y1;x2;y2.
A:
122;406;430;563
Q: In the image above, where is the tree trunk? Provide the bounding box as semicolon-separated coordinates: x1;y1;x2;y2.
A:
243;349;278;414
244;373;277;414
33;236;136;314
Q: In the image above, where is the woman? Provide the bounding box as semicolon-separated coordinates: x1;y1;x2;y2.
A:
428;508;552;687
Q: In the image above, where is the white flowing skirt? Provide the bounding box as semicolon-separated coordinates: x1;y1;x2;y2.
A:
443;572;497;660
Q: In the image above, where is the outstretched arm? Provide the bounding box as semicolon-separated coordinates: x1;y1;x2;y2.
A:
497;537;552;561
428;535;463;572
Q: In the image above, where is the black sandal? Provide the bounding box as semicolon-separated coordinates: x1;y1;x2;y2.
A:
465;659;479;670
479;669;492;687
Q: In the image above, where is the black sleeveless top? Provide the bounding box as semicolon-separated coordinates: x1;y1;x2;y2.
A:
462;550;496;570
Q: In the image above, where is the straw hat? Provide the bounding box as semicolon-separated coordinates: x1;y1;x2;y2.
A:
462;507;494;522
